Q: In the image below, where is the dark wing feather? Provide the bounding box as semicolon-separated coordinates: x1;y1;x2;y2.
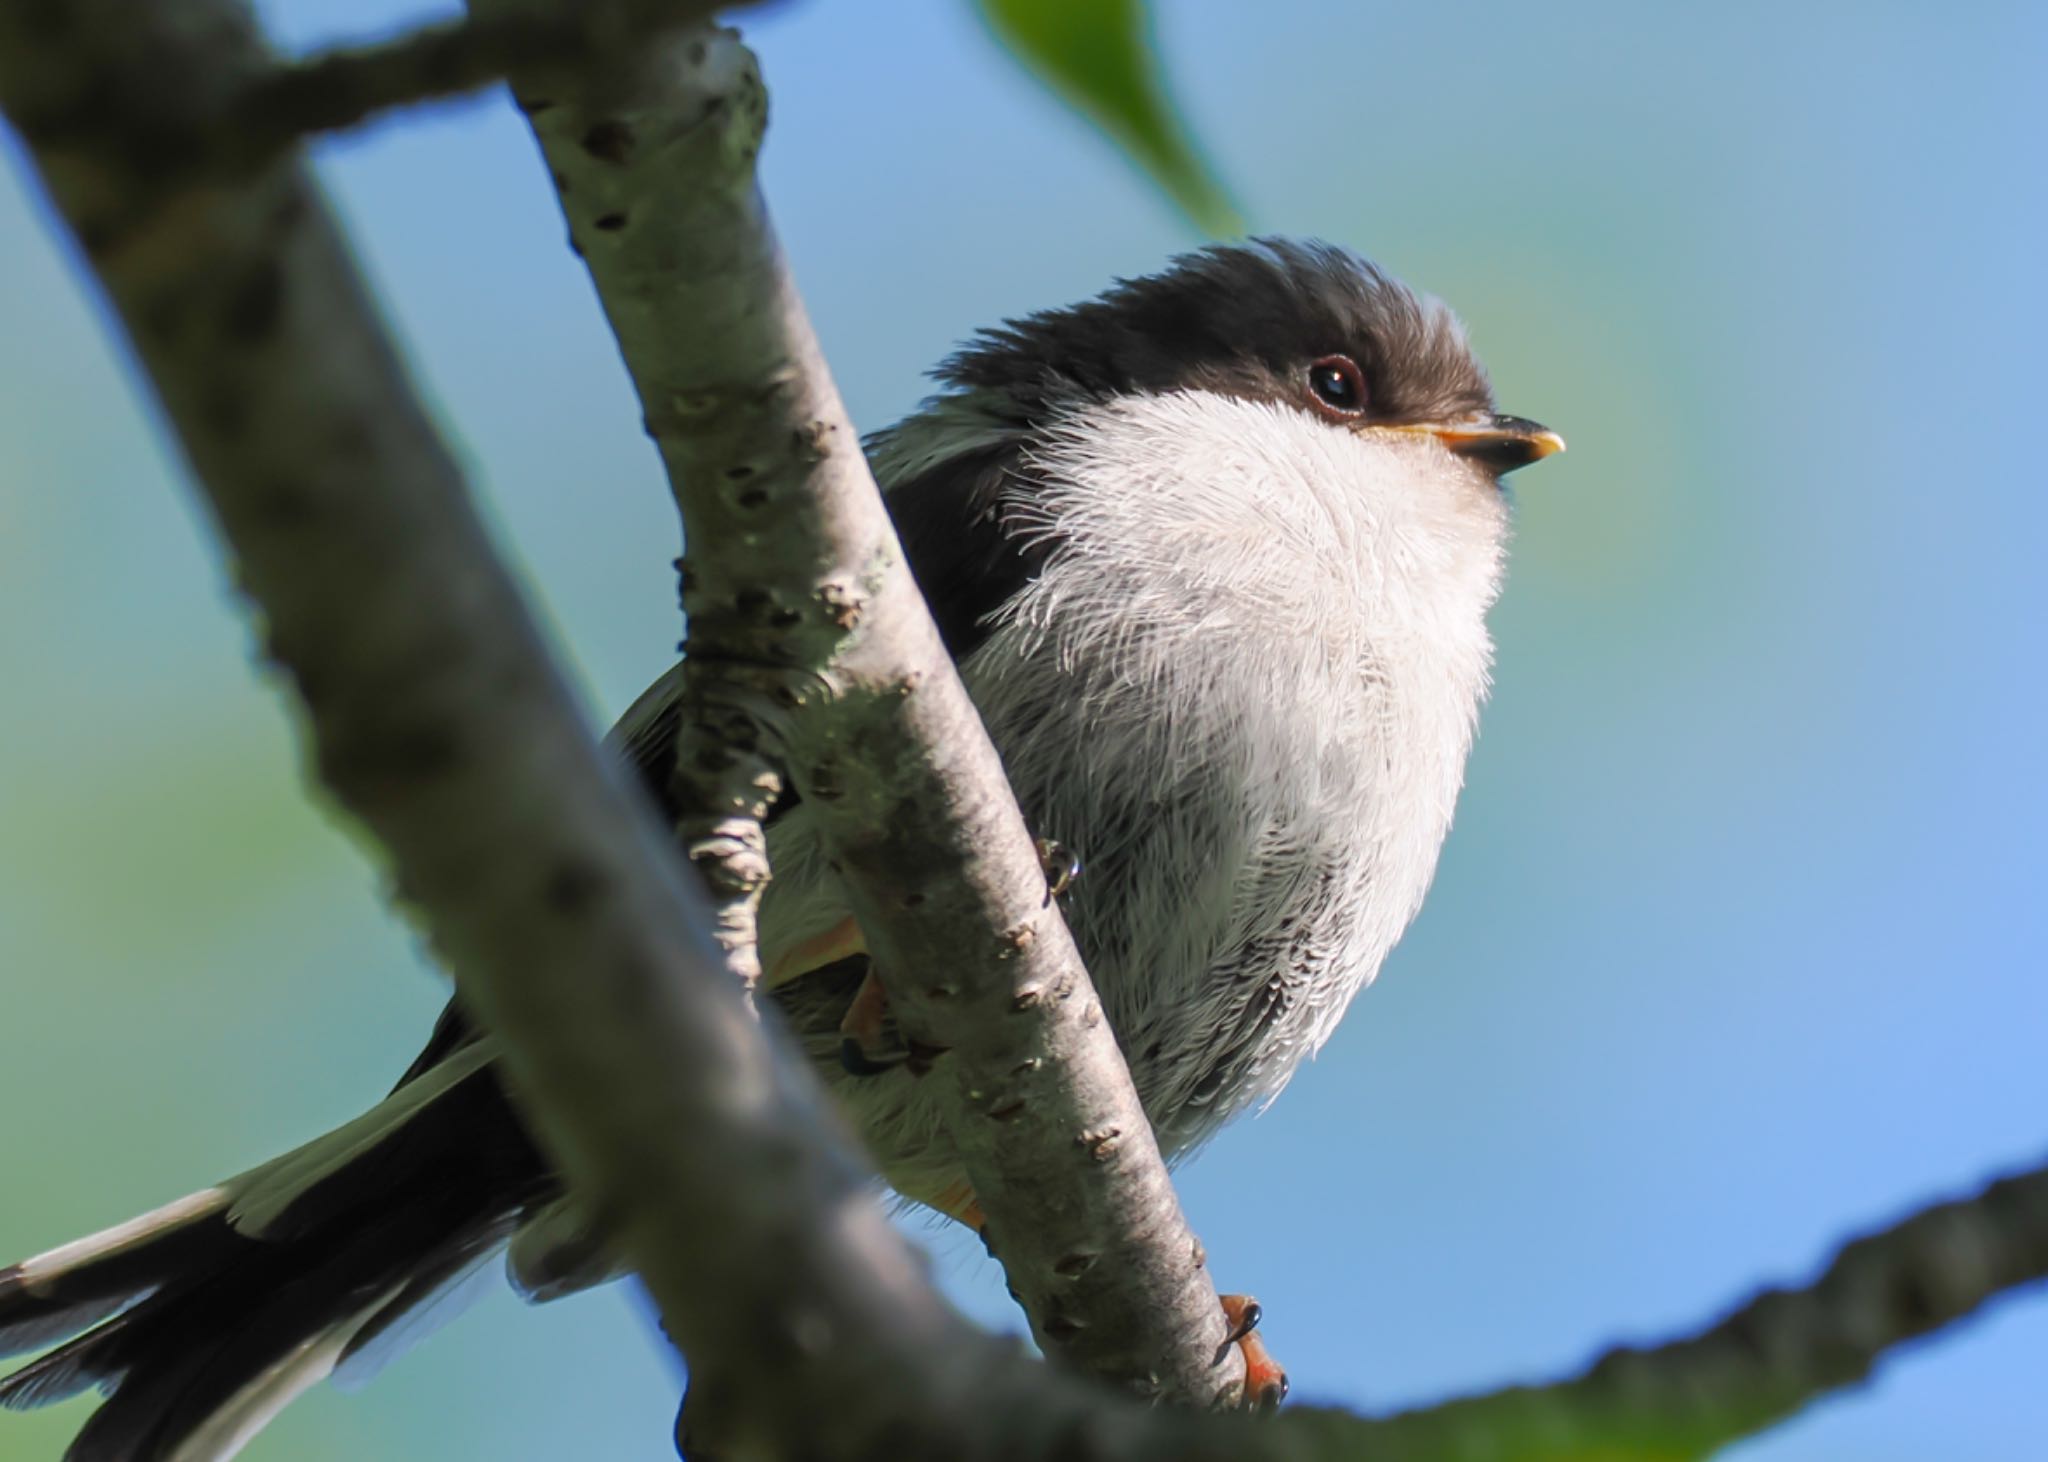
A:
390;427;1043;1090
884;443;1047;662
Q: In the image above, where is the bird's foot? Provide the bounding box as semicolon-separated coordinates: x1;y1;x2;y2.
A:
802;835;1078;1079
929;1171;1277;1400
1035;836;1083;900
1219;1294;1288;1412
768;916;910;1077
836;964;912;1076
932;1189;1285;1410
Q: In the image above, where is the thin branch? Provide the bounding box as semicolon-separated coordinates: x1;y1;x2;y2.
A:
232;2;726;154
7;0;751;185
480;10;1246;1408
1327;1156;2048;1460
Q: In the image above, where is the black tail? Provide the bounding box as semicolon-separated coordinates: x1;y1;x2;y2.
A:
0;1041;551;1461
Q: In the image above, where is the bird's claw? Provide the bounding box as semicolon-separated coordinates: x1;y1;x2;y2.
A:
1221;1297;1263;1348
836;966;907;1077
1035;837;1083;901
1218;1293;1289;1412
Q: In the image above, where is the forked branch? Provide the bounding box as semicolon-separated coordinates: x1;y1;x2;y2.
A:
475;8;1242;1405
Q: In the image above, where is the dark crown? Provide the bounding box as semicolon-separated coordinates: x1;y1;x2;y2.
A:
938;237;1494;428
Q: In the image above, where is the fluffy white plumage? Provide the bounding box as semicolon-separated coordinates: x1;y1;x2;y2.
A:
769;386;1507;1195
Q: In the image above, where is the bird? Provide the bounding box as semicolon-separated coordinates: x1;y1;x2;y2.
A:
0;237;1561;1459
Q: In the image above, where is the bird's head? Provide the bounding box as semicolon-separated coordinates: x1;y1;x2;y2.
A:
876;239;1562;662
942;236;1562;483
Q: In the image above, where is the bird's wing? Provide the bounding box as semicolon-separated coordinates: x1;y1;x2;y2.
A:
393;415;1044;1075
882;440;1048;662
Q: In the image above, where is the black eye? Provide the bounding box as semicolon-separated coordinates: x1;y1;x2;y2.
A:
1305;354;1367;419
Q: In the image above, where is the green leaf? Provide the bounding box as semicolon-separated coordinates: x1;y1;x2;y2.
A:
975;0;1242;236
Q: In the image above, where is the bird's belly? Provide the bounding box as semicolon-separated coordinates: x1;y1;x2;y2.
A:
1011;753;1387;1158
960;631;1440;1160
764;615;1461;1200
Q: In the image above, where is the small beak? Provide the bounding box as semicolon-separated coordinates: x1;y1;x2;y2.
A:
1387;414;1566;474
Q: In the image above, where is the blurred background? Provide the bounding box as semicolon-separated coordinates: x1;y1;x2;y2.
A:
3;0;2045;1456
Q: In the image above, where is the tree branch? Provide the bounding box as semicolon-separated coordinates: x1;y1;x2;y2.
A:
1316;1156;2048;1460
477;10;1244;1407
0;2;1075;1457
232;2;727;156
6;0;755;185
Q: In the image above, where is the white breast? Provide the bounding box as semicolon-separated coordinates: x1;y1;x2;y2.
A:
963;390;1508;1152
762;388;1509;1182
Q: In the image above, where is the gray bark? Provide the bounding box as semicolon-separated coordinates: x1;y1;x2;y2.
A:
475;12;1242;1405
0;3;1041;1457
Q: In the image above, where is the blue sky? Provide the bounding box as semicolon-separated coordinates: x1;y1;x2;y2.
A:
2;2;2044;1457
